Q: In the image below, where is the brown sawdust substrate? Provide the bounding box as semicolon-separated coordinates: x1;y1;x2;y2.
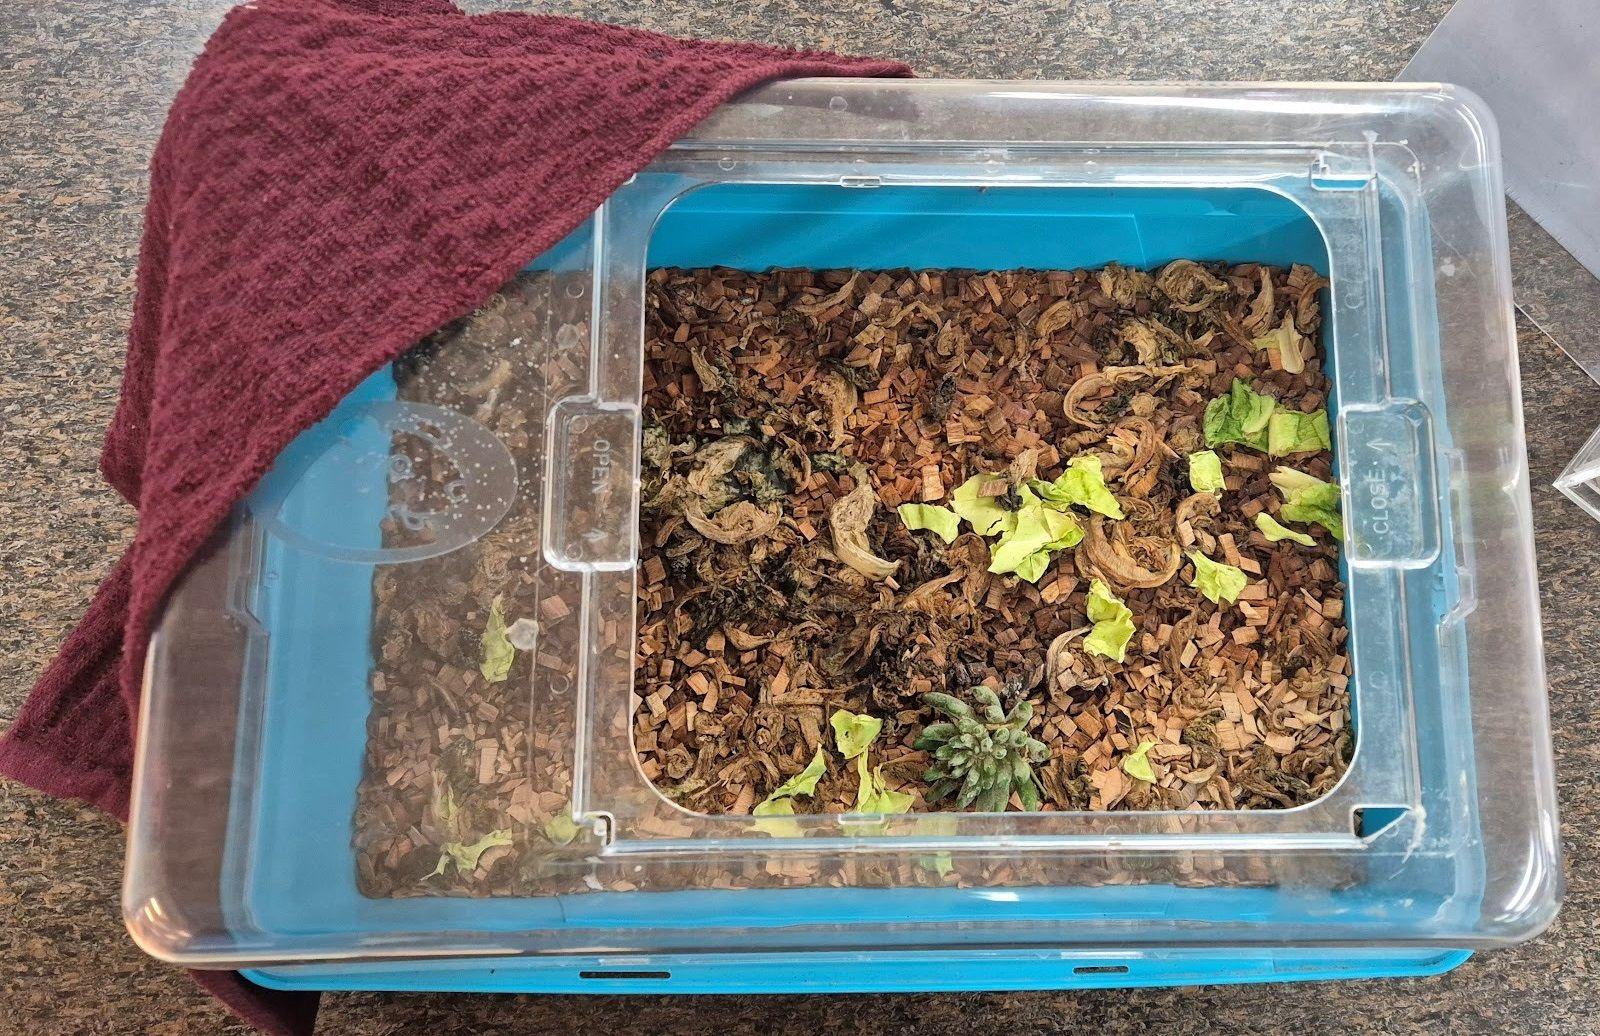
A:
635;262;1350;817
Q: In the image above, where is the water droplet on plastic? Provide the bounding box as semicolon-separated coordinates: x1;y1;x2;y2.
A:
828;95;848;111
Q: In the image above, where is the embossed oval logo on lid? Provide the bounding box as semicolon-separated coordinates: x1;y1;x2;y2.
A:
250;400;518;564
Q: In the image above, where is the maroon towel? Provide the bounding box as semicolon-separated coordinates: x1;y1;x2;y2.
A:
0;1;907;1031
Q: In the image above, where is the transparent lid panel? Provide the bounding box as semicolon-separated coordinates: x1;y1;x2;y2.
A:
126;81;1559;967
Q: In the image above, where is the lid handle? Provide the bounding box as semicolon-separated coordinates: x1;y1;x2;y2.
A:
545;398;639;571
1340;400;1441;569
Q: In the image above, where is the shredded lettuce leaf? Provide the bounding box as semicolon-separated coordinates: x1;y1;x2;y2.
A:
751;797;803;838
955;465;1105;585
1188;450;1225;493
1187;550;1247;604
1253;314;1308;375
542;812;581;846
855;759;915;814
1267;407;1331;457
1268;466;1335;501
986;503;1052;575
1084;579;1135;662
1011;550;1052;583
1203;379;1275;450
1269;467;1344;540
1028;455;1124;519
763;745;828;804
752;745;828;837
432;782;458;825
987;499;1081;581
916;816;959;878
1204;380;1330;458
1255;511;1316;546
897;503;962;543
1041;506;1084;550
1122;741;1157;783
951;474;1015;536
830;709;882;761
431;829;513;876
479;595;515;683
826;709;914;816
1187;551;1248;604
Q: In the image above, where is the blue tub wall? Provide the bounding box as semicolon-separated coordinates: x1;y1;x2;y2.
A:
644;184;1332;274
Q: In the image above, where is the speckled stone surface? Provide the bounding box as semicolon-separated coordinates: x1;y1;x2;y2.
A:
1;1;1596;1033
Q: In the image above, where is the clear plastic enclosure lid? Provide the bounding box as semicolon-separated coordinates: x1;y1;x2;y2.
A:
126;81;1560;968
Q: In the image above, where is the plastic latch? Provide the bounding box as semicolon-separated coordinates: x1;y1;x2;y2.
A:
545;398;639;572
1309;148;1376;192
1440;447;1478;623
1339;400;1441;569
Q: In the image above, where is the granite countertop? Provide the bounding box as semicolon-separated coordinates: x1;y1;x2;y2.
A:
1;1;1595;1032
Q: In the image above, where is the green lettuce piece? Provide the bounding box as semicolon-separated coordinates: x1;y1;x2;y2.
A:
1267;407;1331;457
752;745;828;838
479;595;515;683
1269;467;1344;540
431;829;513;876
1269;466;1338;503
762;745;828;803
916;816;960;878
1255;511;1316;546
751;796;803;839
1084;579;1135;662
1041;505;1083;549
897;503;962;543
1188;450;1225;493
1187;551;1248;604
1203;379;1275;450
1282;503;1343;540
1011;550;1052;583
855;757;915;814
542;812;581;846
1086;579;1127;624
1028;455;1124;519
951;474;1014;536
831;709;883;761
432;782;458;825
1122;741;1157;783
825;710;914;818
1253;314;1308;374
987;499;1081;580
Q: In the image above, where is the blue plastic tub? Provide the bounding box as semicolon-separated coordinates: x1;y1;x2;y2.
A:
233;182;1475;992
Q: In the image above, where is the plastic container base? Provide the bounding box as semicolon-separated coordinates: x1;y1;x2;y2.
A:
244;948;1470;994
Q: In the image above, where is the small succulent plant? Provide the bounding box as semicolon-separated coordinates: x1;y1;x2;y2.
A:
916;686;1049;812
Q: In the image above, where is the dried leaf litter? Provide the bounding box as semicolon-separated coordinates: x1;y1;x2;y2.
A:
636;262;1350;817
